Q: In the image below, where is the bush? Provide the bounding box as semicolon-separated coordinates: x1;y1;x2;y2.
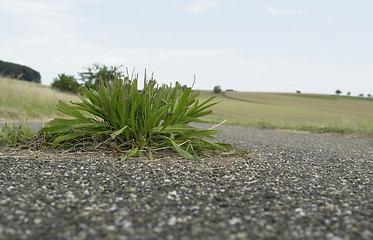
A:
51;74;81;94
40;72;232;160
79;63;123;90
213;86;222;94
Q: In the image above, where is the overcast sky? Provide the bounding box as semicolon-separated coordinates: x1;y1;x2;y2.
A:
1;0;372;95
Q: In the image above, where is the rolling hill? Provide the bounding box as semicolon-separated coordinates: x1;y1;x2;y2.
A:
199;91;373;134
1;76;372;134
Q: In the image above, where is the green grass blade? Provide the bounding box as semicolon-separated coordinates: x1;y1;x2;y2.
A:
52;132;86;145
121;147;139;160
162;136;196;160
111;125;128;139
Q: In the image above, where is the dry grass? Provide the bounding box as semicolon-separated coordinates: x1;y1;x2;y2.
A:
0;77;79;122
199;91;373;133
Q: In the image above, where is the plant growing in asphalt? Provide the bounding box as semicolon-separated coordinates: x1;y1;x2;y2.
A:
0;123;36;147
40;72;231;159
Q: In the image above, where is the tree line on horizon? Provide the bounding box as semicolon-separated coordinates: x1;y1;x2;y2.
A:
4;59;367;99
51;64;190;94
0;60;41;84
51;64;123;94
335;90;372;98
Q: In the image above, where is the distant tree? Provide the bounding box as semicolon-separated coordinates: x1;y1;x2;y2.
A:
226;89;235;92
51;74;80;94
296;90;301;94
213;85;222;94
358;93;364;97
335;90;342;95
347;92;351;96
181;85;188;90
368;94;371;98
0;60;41;83
79;63;123;90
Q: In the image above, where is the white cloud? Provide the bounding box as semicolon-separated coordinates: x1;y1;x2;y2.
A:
0;0;71;15
0;0;83;30
182;0;219;13
266;5;309;16
266;6;285;15
0;0;85;48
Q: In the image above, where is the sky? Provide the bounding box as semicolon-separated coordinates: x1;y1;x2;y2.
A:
0;0;372;95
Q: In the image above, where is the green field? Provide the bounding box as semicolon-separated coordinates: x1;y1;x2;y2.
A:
1;77;372;134
199;91;373;134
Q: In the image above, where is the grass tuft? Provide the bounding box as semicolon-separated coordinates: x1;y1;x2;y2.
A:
40;73;233;159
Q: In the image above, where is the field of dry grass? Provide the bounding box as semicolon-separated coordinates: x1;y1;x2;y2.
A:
199;91;373;133
0;77;79;122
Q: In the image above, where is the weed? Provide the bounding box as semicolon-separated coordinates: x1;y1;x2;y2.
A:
40;73;232;159
0;123;36;147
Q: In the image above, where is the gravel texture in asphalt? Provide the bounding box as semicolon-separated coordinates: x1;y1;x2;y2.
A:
0;124;372;240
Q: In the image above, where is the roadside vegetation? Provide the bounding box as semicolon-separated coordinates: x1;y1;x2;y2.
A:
41;73;232;160
0;123;36;147
1;73;237;160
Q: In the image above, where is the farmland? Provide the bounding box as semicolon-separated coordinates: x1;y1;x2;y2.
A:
1;77;372;134
199;91;373;134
